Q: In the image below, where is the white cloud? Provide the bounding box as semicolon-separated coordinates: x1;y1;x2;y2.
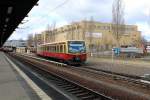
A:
8;0;150;41
136;22;150;41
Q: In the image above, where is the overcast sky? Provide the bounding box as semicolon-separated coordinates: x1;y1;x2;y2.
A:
9;0;150;41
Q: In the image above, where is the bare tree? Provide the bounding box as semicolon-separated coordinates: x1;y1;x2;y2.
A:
46;24;51;42
70;21;75;40
47;22;56;42
141;36;147;47
27;34;34;47
112;0;125;47
88;16;94;54
52;21;56;42
34;33;37;48
82;20;87;40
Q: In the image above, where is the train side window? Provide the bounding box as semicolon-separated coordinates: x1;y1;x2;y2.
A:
47;46;49;52
46;46;47;51
57;45;59;53
52;46;54;52
43;46;45;51
47;46;49;51
39;47;40;52
45;46;47;51
54;46;56;52
56;45;57;53
64;45;66;53
54;46;57;52
60;45;63;53
50;46;52;52
44;46;45;51
48;46;50;52
62;45;64;53
49;46;51;52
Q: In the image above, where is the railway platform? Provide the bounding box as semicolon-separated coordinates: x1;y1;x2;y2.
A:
0;52;43;100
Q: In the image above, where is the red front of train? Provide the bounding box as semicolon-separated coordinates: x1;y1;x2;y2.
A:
37;40;87;64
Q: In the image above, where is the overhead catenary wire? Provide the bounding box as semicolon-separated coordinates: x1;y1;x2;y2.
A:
49;0;69;13
19;0;70;33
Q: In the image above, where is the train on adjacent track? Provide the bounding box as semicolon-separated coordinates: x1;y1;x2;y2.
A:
37;40;87;65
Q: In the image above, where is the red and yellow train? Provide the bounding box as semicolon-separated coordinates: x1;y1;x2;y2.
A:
37;40;87;65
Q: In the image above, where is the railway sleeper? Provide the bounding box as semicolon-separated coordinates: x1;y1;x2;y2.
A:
52;79;67;82
47;77;60;81
55;81;69;84
80;95;96;100
67;88;82;92
66;88;79;92
63;86;77;90
45;75;58;79
41;75;64;82
50;79;66;83
57;83;72;87
70;90;85;94
75;92;90;97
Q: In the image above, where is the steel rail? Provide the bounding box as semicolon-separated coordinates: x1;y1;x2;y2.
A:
14;53;150;88
8;53;113;100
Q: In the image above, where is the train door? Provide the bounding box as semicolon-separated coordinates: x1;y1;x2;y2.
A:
63;43;66;53
66;41;69;53
60;44;63;53
56;44;59;53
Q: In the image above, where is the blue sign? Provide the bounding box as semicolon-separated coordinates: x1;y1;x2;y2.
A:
113;48;120;56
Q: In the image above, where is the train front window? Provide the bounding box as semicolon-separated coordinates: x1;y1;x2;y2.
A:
68;41;86;53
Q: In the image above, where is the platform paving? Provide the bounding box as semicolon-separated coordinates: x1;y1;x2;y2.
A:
0;52;37;100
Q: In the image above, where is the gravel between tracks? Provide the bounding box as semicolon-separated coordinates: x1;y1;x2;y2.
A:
86;57;150;76
11;53;150;100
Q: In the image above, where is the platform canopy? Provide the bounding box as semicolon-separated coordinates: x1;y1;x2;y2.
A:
0;0;39;47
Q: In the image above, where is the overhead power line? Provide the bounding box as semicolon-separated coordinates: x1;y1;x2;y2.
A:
49;0;69;12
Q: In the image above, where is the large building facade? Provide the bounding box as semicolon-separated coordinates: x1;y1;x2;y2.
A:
4;40;27;47
35;20;142;52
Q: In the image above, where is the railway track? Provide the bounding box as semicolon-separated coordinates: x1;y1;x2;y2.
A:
34;67;111;100
76;66;150;88
8;53;150;99
16;53;150;87
7;53;113;100
14;53;150;89
33;52;150;89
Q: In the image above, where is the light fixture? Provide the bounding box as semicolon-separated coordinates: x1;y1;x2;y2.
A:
4;25;7;28
35;3;39;6
5;18;9;22
21;20;29;24
7;7;13;14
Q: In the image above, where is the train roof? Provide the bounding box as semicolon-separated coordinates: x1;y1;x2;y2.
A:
38;40;85;46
